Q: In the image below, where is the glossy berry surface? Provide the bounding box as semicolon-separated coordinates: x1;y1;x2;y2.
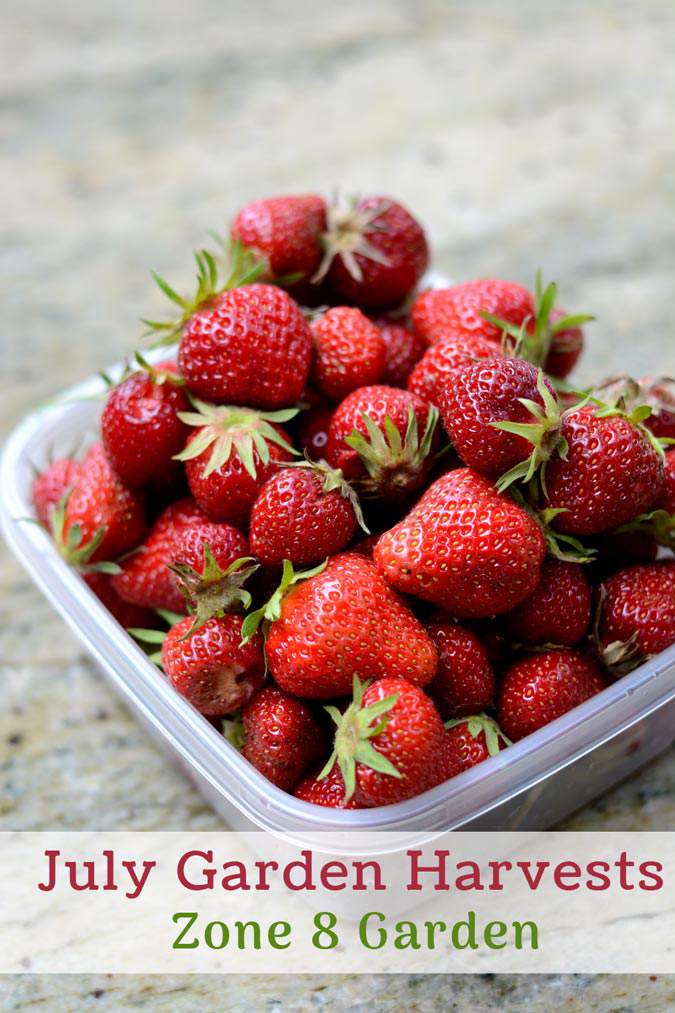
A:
503;559;592;647
374;318;427;387
598;562;675;657
33;457;82;528
230;194;326;279
407;332;500;404
295;765;360;809
411;279;533;345
311;307;386;402
425;621;495;719
241;686;326;791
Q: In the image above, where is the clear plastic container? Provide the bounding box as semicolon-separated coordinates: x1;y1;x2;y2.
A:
2;351;675;842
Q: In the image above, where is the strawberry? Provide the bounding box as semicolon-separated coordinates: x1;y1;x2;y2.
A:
230;194;327;282
503;558;592;647
320;675;445;806
240;686;326;791
295;764;360;809
161;614;265;716
544;404;665;536
249;461;364;566
658;449;675;512
436;359;561;486
425;621;495;719
544;306;585;379
178;283;313;409
597;562;675;668
51;443;145;567
374;468;546;617
175;399;297;526
297;405;333;460
325;385;439;499
101;358;190;488
411;279;533;346
242;553;438;699
593;376;675;441
33;457;82;529
498;649;605;741
437;714;509;782
373;317;427;388
84;571;157;630
407;332;500;404
313;196;428;309
310;307;386;402
112;505;249;614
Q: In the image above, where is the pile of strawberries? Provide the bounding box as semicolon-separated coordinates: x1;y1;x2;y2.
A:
32;193;675;809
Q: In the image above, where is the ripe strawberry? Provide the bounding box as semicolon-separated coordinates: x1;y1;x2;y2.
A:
407;331;500;404
310;307;386;402
593;376;675;441
437;359;561;485
161;614;265;716
502;558;592;647
374;468;546;617
33;457;82;529
425;621;495;719
101;359;190;488
230;194;327;281
325;385;439;499
320;675;445;806
544;404;665;536
178;284;313;409
176;400;297;526
498;649;605;741
411;279;533;345
295;764;360;809
112;505;249;614
373;317;427;387
243;553;438;699
313;196;428;309
597;562;675;667
297;405;333;460
51;443;145;566
437;714;509;782
249;461;364;566
658;449;675;512
544;306;585;378
240;686;326;791
84;571;157;629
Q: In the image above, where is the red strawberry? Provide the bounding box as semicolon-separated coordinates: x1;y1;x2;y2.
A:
325;385;439;500
84;571;157;629
249;461;363;566
593;376;675;441
33;457;82;529
312;196;428;310
437;359;561;485
243;553;438;699
51;443;145;566
374;468;546;617
112;506;249;614
545;404;665;536
597;562;675;666
295;764;360;809
311;307;385;402
498;649;605;741
407;332;500;404
178;284;313;409
437;714;509;781
101;359;189;488
240;686;326;791
374;317;427;387
320;675;445;806
544;306;585;378
176;400;297;526
425;621;495;719
298;405;333;460
411;279;533;345
161;614;265;716
230;194;327;281
658;449;675;512
503;558;592;647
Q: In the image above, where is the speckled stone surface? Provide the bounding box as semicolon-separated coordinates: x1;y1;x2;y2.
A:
2;0;675;1008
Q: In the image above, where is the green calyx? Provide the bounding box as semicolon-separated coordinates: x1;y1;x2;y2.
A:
491;369;566;494
240;557;328;645
141;238;268;347
283;456;369;533
127;608;182;665
319;675;402;802
168;547;259;637
50;491;121;575
311;196;391;285
222;713;246;750
445;713;512;754
481;270;594;369
174;396;299;480
508;487;596;564
345;405;439;495
615;509;675;551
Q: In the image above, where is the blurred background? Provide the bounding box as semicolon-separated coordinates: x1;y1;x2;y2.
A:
2;1;675;1009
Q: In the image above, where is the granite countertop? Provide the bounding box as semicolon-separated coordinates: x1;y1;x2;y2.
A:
2;0;675;1008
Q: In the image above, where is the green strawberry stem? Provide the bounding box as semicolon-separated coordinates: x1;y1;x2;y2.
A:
345;405;439;495
444;713;512;753
491;369;566;493
615;509;675;550
507;487;596;564
311;196;392;285
169;547;259;637
50;491;122;575
319;675;401;802
240;558;328;645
